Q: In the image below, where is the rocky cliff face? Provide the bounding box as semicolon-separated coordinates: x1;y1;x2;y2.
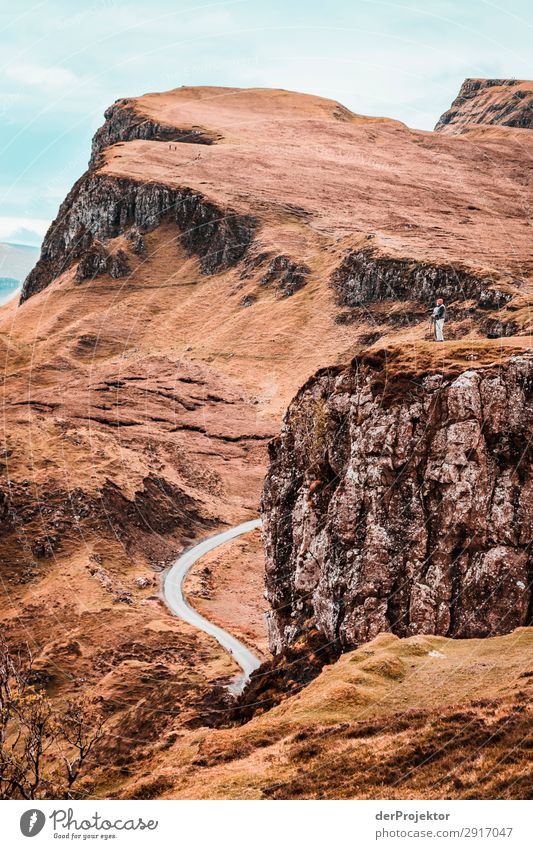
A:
262;353;532;653
435;78;533;134
4;81;533;800
89;99;215;168
20;173;255;301
330;248;510;307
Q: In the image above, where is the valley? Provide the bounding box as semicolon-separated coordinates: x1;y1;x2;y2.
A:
0;80;531;800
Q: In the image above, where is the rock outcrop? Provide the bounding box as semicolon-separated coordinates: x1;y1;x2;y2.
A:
74;241;131;282
262;353;532;653
330;248;503;307
435;78;533;134
89;100;214;167
260;254;311;297
20;174;256;301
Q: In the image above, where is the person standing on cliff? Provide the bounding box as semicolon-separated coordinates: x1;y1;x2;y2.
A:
431;298;446;341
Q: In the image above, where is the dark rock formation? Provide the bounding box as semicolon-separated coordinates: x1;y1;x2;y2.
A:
175;187;255;273
108;249;131;279
125;226;147;258
238;250;310;296
260;255;310;297
20;174;256;302
261;354;532;653
90;100;215;167
482;318;519;339
239;250;273;280
74;240;110;282
330;249;497;308
75;241;131;282
435;78;533;134
478;288;513;310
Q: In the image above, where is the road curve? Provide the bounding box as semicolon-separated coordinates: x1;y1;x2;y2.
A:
163;519;262;694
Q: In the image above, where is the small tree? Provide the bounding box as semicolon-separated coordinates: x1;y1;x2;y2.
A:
0;638;106;799
59;699;106;795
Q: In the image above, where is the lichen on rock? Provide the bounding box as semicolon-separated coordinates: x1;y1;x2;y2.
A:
261;354;532;653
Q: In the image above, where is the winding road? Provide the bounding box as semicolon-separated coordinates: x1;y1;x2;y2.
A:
163;519;263;694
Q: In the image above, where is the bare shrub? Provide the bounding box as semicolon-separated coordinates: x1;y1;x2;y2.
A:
0;638;106;799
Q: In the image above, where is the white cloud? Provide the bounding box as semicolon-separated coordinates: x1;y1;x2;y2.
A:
0;217;50;245
5;63;79;91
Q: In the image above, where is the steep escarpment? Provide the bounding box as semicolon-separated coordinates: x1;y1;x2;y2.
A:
262;350;532;653
20;173;255;301
20;82;533;321
90;99;215;168
330;247;515;308
435;78;533;134
3;82;533;800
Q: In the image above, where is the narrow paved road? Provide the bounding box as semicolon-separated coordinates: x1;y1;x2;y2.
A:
163;519;262;694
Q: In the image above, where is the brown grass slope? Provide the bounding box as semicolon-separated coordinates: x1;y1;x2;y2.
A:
0;82;531;799
124;629;532;800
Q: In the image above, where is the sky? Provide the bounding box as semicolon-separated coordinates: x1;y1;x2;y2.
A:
0;0;531;246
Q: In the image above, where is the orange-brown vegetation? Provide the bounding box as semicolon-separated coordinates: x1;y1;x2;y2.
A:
0;82;531;799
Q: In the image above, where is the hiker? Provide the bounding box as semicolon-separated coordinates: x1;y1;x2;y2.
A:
431;297;446;341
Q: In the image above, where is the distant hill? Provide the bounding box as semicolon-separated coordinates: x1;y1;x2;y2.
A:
0;277;21;305
0;241;39;286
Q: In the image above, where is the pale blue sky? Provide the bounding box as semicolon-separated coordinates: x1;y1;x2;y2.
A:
0;0;531;244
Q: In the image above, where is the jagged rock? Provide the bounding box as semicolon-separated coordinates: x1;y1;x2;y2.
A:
75;241;130;282
135;576;152;589
435;78;533;134
260;255;310;297
478;288;513;310
31;536;58;558
114;590;134;605
108;249;131;279
482;318;519;339
330;248;494;307
261;354;532;653
175;187;256;273
75;240;110;281
89;100;214;168
239;250;273;280
20;175;256;301
239;251;310;296
125;227;147;257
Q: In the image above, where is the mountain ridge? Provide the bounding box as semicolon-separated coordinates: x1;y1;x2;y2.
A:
1;78;531;800
435;77;533;134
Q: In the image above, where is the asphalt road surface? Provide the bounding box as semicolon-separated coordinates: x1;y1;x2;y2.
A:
164;519;262;694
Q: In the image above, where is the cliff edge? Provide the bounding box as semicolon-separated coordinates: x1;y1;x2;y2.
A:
262;345;532;653
435;78;533;134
